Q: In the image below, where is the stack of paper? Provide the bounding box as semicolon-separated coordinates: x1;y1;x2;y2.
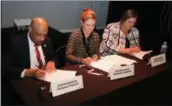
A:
91;60;120;73
43;70;77;83
91;54;137;73
101;54;137;65
132;50;152;60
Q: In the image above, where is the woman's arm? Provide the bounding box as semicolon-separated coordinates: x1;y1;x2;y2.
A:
119;28;141;54
91;32;100;61
66;32;84;64
99;23;121;56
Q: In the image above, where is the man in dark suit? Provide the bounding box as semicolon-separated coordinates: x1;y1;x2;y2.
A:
2;17;59;104
3;17;59;79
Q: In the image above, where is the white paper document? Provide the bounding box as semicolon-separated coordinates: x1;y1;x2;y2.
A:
91;60;121;73
132;50;152;60
101;54;137;65
91;54;137;73
43;70;77;83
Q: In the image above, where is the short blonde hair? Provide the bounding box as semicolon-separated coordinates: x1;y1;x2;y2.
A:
80;8;96;22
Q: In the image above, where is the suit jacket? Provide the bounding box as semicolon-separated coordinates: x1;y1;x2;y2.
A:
2;33;59;81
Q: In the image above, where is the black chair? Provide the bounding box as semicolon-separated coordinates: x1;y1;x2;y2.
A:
55;45;66;68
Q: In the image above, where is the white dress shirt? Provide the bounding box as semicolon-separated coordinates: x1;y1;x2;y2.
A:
21;34;46;78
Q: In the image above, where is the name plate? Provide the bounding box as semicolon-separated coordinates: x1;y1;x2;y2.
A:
149;53;166;67
51;75;84;97
109;64;134;80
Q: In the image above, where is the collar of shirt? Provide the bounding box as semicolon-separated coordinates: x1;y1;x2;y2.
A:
27;33;42;50
27;33;35;49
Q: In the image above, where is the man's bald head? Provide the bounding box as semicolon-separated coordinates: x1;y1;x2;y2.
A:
29;17;49;45
30;17;48;29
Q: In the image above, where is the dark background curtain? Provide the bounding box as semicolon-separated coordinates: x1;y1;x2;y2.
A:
106;1;172;60
161;1;172;60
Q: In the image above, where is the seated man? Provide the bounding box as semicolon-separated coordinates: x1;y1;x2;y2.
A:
2;17;59;80
2;17;60;105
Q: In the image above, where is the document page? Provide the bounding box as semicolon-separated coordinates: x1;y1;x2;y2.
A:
42;70;77;83
91;59;121;73
101;54;137;65
91;54;137;73
132;50;152;60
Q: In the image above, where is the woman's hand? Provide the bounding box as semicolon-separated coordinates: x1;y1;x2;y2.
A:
131;46;141;53
91;54;99;61
119;48;133;54
119;46;140;54
83;57;92;65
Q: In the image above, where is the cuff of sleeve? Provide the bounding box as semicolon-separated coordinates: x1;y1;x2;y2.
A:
21;69;27;78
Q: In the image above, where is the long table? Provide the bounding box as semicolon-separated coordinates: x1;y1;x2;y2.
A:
11;54;166;105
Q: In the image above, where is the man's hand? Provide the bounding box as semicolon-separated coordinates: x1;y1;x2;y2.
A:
24;69;45;79
45;61;56;73
36;69;46;79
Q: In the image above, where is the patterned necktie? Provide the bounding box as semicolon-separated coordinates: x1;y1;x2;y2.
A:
35;45;44;69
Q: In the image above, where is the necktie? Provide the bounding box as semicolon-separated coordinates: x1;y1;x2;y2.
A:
35;45;44;69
